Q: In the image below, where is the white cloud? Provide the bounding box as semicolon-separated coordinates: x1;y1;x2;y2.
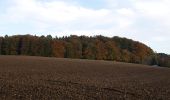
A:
133;0;170;17
133;0;170;28
152;36;168;42
6;0;111;23
1;0;137;35
1;0;116;36
0;0;170;54
116;8;135;17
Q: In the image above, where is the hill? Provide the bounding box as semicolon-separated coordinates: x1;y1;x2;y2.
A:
0;35;169;67
0;56;170;99
0;35;161;64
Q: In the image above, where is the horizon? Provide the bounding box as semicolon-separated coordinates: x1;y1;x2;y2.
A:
0;0;170;54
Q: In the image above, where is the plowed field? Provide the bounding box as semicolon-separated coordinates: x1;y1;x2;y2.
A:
0;56;170;100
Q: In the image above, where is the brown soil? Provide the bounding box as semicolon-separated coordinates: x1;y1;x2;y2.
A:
0;55;170;100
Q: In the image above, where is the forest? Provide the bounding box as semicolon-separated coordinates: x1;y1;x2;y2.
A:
0;34;169;67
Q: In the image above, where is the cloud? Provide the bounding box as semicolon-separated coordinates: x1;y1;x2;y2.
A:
0;0;170;54
130;0;170;53
133;0;170;17
3;0;111;29
116;8;135;17
1;0;136;34
133;0;170;29
11;0;115;37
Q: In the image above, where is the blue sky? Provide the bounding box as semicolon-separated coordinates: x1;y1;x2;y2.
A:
0;0;170;54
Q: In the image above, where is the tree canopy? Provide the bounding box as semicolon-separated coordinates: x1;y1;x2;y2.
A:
0;35;169;67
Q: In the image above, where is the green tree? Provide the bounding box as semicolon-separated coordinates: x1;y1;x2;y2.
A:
65;42;74;58
20;35;32;55
0;37;3;55
105;41;118;60
65;35;82;58
1;35;10;55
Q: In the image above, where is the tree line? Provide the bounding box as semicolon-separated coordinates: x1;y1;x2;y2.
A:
0;34;169;67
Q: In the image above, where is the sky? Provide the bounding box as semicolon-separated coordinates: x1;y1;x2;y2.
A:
0;0;170;54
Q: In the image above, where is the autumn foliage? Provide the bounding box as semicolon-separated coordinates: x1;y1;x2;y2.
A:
0;35;169;67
